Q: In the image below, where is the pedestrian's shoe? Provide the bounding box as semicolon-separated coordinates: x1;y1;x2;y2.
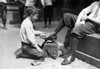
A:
61;56;75;65
43;25;47;28
48;25;51;28
3;26;7;30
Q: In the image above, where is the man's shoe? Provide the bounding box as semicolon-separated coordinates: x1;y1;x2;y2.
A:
61;56;75;65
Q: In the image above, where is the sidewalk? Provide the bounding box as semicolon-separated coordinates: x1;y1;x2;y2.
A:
0;11;98;69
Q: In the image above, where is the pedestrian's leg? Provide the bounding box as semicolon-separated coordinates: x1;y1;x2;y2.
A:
57;13;77;56
1;3;7;30
43;7;48;28
44;17;47;28
48;17;52;28
23;6;28;19
48;6;53;28
19;5;24;22
60;28;72;56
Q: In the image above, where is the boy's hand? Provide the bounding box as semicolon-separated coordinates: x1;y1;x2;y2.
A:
46;32;57;40
40;33;50;39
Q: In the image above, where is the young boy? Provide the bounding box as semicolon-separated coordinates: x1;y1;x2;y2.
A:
17;7;45;62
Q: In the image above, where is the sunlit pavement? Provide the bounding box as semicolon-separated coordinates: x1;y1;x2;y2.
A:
0;11;98;69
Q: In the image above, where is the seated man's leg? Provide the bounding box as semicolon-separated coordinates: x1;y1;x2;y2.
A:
49;13;77;57
61;21;97;65
54;13;77;34
58;13;77;55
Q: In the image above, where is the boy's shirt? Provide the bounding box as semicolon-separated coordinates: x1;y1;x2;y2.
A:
20;17;37;45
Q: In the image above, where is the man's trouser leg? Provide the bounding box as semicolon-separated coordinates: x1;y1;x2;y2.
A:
48;6;53;25
62;13;77;49
55;13;77;34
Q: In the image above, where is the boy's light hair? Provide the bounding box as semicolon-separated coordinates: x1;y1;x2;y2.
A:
25;6;39;16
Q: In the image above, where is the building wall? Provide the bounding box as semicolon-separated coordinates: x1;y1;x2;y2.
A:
62;0;94;15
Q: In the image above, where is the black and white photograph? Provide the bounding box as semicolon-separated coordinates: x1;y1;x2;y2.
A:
0;0;100;69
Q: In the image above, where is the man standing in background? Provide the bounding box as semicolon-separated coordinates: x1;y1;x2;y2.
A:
15;0;26;22
15;0;37;22
40;0;54;28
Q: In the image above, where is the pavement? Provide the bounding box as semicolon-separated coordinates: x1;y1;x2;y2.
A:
0;11;99;69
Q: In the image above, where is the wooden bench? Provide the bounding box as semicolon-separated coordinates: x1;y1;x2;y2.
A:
76;33;100;68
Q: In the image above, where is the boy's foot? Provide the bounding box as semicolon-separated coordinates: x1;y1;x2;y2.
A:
16;53;22;59
39;57;45;62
